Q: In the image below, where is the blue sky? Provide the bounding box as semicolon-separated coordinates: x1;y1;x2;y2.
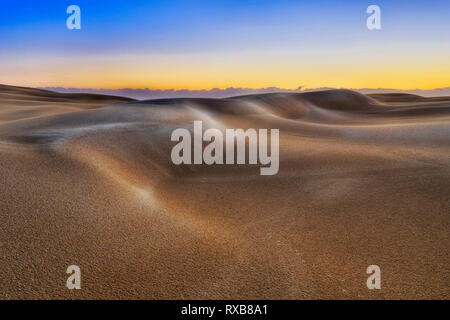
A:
1;0;449;89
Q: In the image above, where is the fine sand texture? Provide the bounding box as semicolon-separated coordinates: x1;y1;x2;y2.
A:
0;84;449;299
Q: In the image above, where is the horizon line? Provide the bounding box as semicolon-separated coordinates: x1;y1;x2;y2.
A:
34;85;450;99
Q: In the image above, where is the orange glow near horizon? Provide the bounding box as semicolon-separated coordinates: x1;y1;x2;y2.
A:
1;45;450;91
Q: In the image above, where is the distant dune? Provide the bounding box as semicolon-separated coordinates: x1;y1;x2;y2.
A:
0;84;449;299
0;84;134;123
40;86;450;100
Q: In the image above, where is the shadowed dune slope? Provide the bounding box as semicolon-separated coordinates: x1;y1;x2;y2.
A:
0;84;135;122
0;84;449;299
369;92;450;104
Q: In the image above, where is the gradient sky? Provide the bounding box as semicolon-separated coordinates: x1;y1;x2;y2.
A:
1;0;449;90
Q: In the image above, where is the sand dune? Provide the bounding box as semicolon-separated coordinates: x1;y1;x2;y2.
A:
0;84;448;299
0;84;134;123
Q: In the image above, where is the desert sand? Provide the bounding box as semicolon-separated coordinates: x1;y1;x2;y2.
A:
0;84;448;299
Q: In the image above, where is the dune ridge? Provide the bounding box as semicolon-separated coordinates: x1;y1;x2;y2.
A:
0;84;449;299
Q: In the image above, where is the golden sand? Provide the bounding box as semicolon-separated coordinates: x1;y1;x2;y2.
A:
0;85;448;299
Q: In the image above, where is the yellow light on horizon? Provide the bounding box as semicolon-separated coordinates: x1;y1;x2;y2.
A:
1;45;449;91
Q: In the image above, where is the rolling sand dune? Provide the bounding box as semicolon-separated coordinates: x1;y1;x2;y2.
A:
0;84;134;123
0;85;449;299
